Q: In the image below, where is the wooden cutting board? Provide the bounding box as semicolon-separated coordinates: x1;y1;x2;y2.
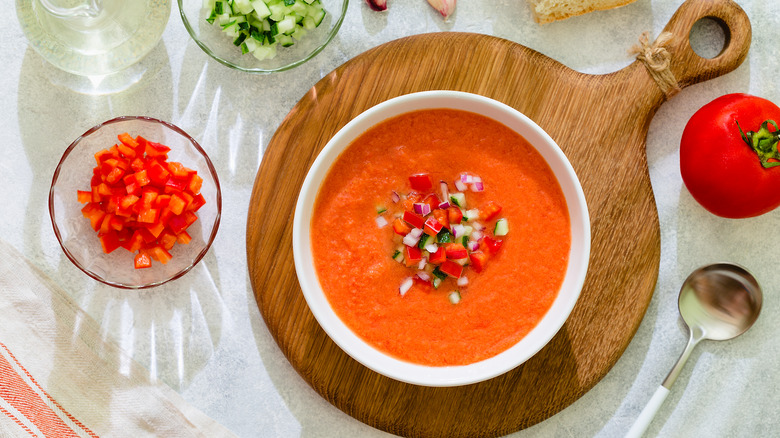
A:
246;0;750;436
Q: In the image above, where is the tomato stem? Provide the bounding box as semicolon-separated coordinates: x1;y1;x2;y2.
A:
738;120;780;168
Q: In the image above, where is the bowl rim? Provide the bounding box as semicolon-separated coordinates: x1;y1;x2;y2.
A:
48;115;222;290
177;0;349;74
293;90;591;387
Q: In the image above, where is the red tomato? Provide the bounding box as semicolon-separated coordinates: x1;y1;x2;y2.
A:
680;93;780;218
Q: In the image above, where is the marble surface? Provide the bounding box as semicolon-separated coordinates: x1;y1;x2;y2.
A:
5;0;779;436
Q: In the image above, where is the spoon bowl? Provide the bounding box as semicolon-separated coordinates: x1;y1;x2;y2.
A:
627;262;762;437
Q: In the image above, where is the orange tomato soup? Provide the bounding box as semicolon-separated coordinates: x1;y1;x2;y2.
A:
311;109;570;366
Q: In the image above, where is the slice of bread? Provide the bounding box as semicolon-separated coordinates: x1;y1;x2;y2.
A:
526;0;639;24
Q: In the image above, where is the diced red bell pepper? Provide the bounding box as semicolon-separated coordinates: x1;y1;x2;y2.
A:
428;246;446;264
409;173;433;192
99;231;121;254
147;245;172;264
404;245;423;267
423;216;443;236
164;176;188;194
119;194;140;210
481;236;503;255
402;211;425;229
118;132;139;149
422;193;440;211
392;218;412;236
440;260;463;278
146;159;170;186
134;251;152;269
469;251;488;273
122;230;145;253
94;148;113;165
432;208;449;230
444;242;468;260
176;230;192;245
187;173;203;195
402;192;424;211
130;157;145;173
159;231;178;251
116;142;136;159
482;201;503;221
448;206;463;224
145;141;171;158
137;207;159;224
154;194;171;208
77;190;92;204
187;193;206;212
168;211;197;234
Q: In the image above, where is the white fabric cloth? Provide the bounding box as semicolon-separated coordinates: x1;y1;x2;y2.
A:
0;240;236;437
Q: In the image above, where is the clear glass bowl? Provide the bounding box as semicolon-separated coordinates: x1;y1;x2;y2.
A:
178;0;348;73
49;116;222;289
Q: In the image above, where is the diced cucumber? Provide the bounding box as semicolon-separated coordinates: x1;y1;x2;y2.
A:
417;234;433;250
432;278;442;289
436;229;452;243
494;218;509;236
205;0;327;60
392;249;404;263
450;193;466;208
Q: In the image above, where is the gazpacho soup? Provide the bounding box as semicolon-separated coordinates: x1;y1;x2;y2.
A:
311;108;571;366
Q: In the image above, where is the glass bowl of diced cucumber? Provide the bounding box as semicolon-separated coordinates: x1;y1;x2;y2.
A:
179;0;347;73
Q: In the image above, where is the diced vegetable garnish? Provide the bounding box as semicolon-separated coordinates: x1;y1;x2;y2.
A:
78;132;205;269
382;172;510;302
203;0;328;61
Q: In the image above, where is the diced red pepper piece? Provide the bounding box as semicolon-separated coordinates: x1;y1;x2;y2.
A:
422;193;440;211
159;231;178;251
481;236;503;255
402;211;425;229
116;142;136;159
98;213;114;235
122;230;145;253
432;208;449;230
145;141;171;158
164;176;188;194
176;230;192;245
404;245;423;268
154;194;171;208
117;132;139;149
134;251;152;269
145;220;165;238
440;260;463;278
167;161;192;178
187;193;206;212
168;193;188;216
448;206;463;224
428;246;446;264
137;208;159;224
77;190;92;204
146;159;170;186
187;173;203;195
409;173;433;192
119;194;140;210
130;157;145;172
444;242;468;260
147;245;172;264
94;148;113;165
168;211;197;234
423;216;443;236
392;218;412;236
469;251;488;273
482;201;503;221
99;231;121;254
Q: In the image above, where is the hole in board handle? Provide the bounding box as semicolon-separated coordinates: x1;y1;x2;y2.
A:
689;16;730;59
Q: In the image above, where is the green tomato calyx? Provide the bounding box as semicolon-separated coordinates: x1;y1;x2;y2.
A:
738;119;780;168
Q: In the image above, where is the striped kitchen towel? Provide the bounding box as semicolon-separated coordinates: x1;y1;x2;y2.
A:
0;240;236;438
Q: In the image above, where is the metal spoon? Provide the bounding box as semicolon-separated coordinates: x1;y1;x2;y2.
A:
626;263;762;438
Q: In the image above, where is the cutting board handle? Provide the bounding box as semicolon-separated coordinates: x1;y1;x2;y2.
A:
660;0;751;91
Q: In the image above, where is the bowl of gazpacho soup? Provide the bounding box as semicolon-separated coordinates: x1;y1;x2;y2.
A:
293;90;590;387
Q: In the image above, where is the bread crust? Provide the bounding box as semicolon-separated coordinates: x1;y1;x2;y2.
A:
528;0;639;24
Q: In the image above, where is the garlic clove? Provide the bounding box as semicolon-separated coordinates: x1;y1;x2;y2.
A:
426;0;455;19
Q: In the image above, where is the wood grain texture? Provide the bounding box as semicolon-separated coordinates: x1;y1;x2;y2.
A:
246;1;750;436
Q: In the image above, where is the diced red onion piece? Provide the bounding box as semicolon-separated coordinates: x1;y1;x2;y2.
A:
399;277;413;296
410;228;423;237
457;276;468;286
425;243;439;253
417;271;430;282
418;259;427;270
375;216;388;228
440;181;449;200
472;221;485;231
467;241;479;251
413;203;431;216
451;224;466;238
471;230;483;241
460;173;473;184
471;179;484;192
454;180;467;192
438;201;450;209
391;191;401;203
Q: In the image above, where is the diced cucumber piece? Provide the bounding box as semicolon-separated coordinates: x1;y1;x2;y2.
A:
234;0;254;14
432;266;448;281
432;278;442;289
494;218;509;236
417;234;433;250
291;26;307;40
251;0;271;18
436;229;452;243
450;193;466;208
277;34;294;47
392;248;404;263
277;15;296;34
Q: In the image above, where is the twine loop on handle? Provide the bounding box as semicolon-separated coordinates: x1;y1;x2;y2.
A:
631;31;681;99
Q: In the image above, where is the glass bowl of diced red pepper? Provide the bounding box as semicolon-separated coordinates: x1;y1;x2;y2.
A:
49;116;222;289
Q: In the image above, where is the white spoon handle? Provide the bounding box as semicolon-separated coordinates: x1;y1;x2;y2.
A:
625;386;670;438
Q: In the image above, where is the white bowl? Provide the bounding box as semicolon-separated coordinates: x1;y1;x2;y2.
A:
293;90;590;387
